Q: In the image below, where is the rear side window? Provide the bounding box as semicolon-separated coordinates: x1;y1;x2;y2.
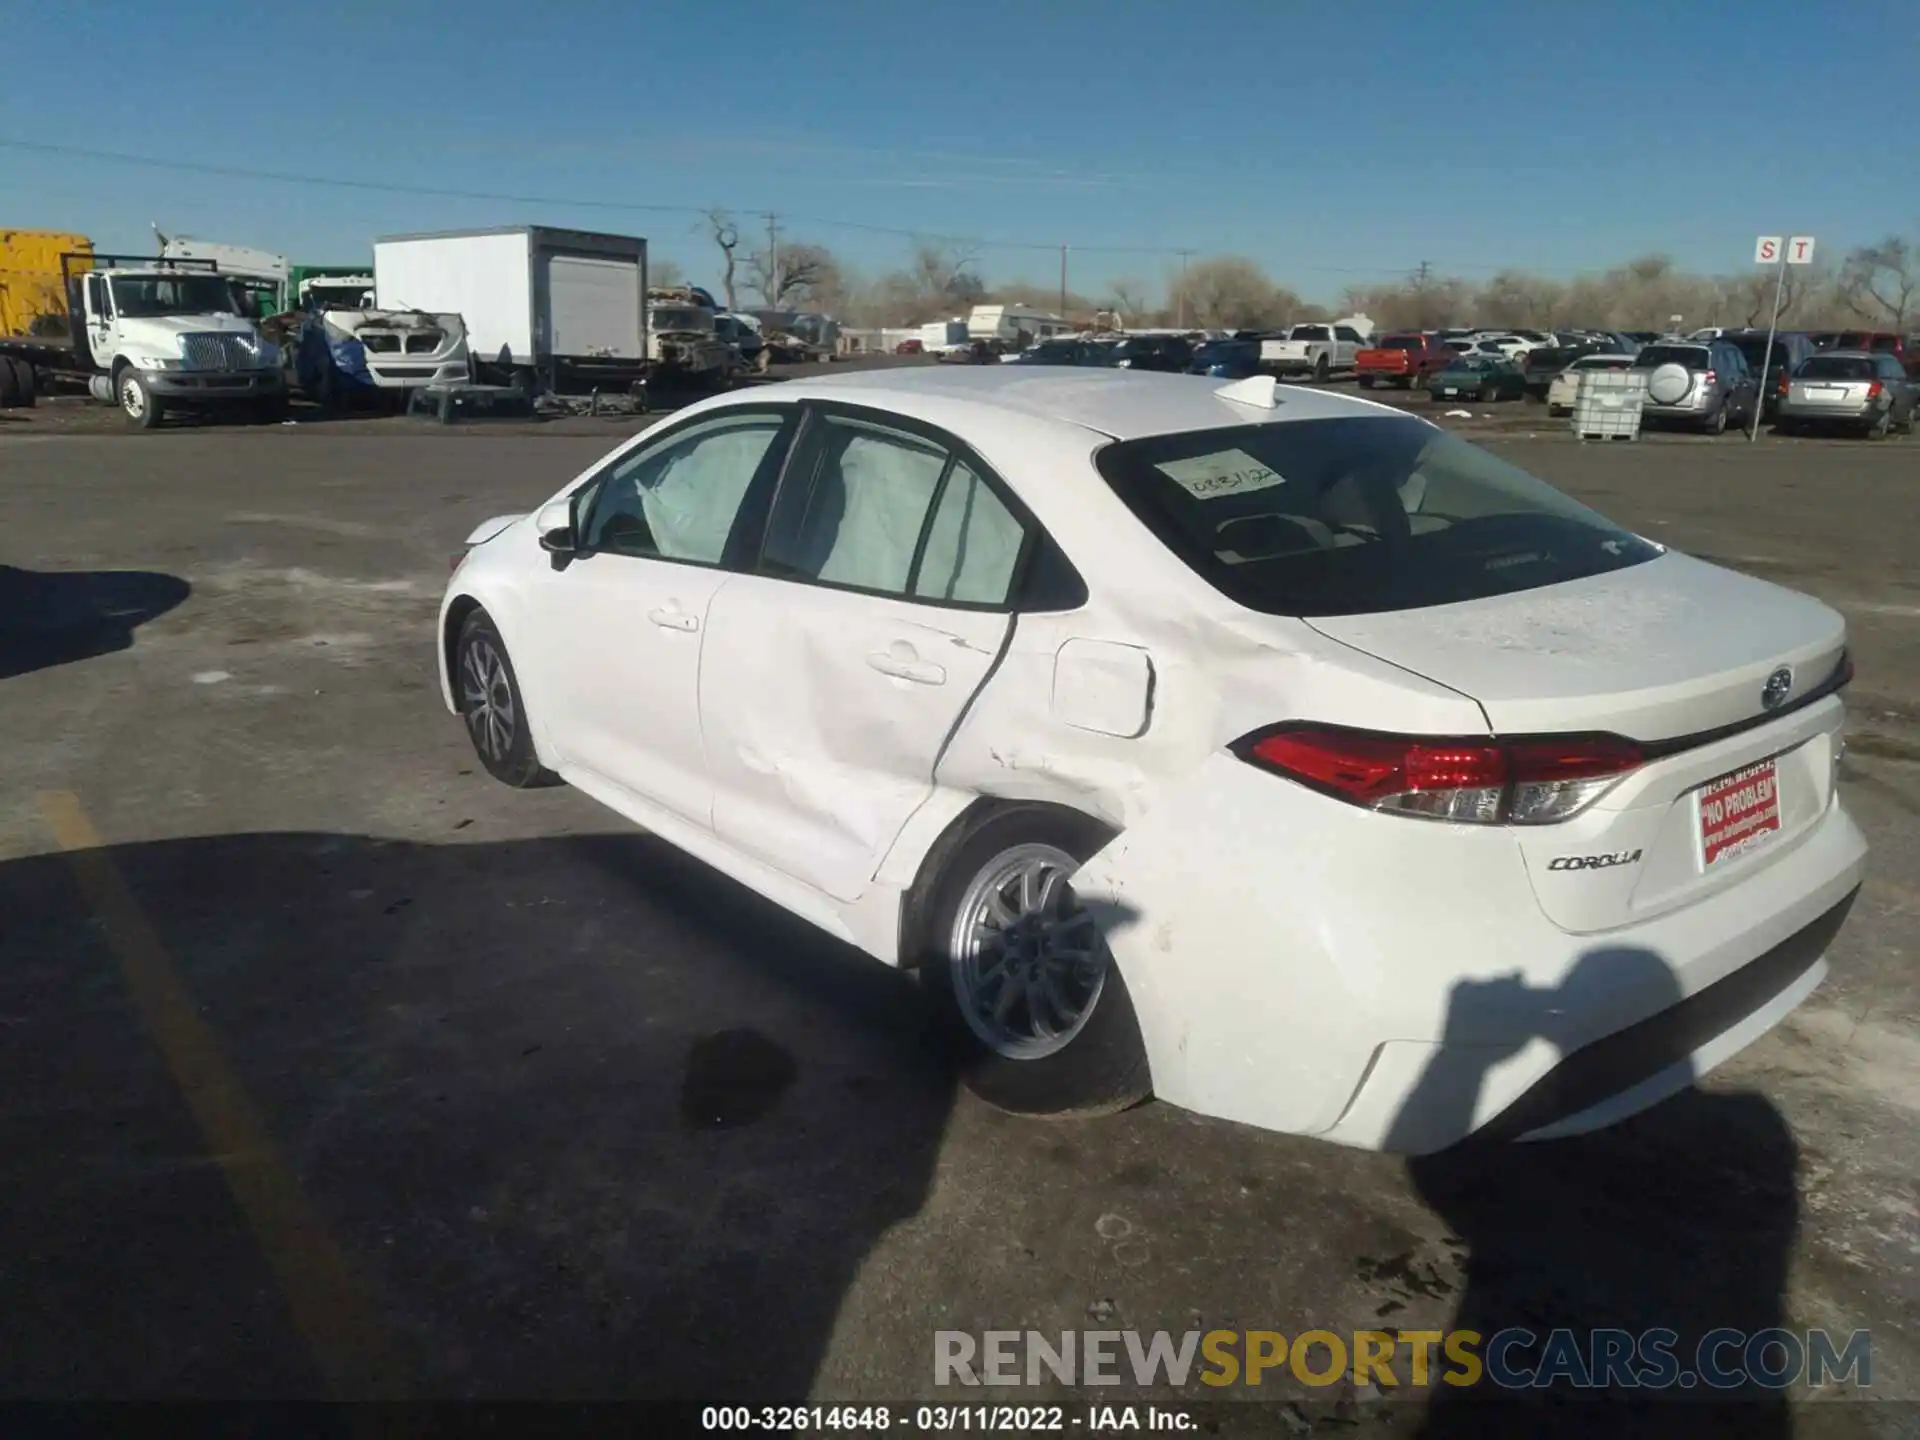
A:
1797;355;1875;380
759;412;1035;608
1380;336;1421;350
1291;325;1331;340
1094;419;1659;618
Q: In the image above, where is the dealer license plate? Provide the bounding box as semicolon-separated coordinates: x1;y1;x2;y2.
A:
1442;387;1457;397
1697;759;1781;867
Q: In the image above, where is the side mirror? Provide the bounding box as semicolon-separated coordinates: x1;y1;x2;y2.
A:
536;499;576;554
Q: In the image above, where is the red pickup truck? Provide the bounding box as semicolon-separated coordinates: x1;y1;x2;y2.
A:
1355;332;1448;390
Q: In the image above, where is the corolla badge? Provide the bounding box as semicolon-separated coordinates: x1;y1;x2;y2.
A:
1761;665;1794;710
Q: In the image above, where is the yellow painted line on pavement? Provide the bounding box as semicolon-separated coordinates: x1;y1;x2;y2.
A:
35;791;406;1399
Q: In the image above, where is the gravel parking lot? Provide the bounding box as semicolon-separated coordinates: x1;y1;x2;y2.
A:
2;399;1916;1432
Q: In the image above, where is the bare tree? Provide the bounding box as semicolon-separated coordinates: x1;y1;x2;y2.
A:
706;209;742;310
747;241;840;310
1167;256;1292;330
906;238;983;305
1839;237;1917;331
1106;276;1148;323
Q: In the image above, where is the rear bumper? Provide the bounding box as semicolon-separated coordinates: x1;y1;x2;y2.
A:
1778;397;1875;424
1072;751;1867;1154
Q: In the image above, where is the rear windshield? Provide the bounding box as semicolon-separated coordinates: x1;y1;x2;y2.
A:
1728;336;1788;368
1572;356;1632;371
1797;355;1875;380
1834;333;1873;349
1290;325;1331;340
1632;344;1708;369
1094;418;1659;617
1380;336;1422;350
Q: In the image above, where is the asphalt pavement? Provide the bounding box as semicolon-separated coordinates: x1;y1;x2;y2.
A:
1;406;1916;1433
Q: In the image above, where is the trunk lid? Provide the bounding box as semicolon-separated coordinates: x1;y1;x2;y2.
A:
1303;551;1843;741
1790;378;1873;409
1305;552;1849;933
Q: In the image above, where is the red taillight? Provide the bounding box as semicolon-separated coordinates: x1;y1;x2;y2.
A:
1240;726;1643;826
1777;371;1789;394
1700;369;1716;388
1866;381;1883;399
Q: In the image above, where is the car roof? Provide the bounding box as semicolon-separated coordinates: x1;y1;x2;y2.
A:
761;365;1409;441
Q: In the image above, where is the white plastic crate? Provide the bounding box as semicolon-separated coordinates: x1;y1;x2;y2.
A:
1572;369;1648;441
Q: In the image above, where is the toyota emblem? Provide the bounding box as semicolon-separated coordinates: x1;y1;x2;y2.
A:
1762;665;1794;710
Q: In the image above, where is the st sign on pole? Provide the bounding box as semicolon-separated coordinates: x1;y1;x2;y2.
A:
1747;235;1804;442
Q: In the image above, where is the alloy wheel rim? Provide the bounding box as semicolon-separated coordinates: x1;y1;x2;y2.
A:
121;378;145;416
948;842;1108;1060
459;638;516;762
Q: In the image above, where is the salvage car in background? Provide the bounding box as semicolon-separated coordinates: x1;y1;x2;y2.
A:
1354;332;1448;390
1776;351;1918;438
1429;353;1526;402
1188;339;1262;379
435;366;1867;1153
1632;339;1757;434
1547;353;1635;416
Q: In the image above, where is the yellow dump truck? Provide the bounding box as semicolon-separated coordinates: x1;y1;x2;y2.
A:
0;229;93;339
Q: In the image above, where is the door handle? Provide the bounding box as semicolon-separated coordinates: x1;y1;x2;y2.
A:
867;651;946;685
648;605;699;633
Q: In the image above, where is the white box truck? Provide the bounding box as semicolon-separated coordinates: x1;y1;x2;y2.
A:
372;226;649;392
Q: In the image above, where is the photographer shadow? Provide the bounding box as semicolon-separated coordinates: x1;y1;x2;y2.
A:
1388;946;1803;1438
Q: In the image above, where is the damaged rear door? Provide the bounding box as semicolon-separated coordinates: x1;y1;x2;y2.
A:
700;406;1033;902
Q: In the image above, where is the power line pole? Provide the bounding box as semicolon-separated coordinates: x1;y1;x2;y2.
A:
762;212;780;309
1414;259;1432;285
1059;244;1068;325
1175;249;1194;328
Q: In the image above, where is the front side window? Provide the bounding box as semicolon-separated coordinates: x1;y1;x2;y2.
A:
582;412;787;562
1095;418;1659;617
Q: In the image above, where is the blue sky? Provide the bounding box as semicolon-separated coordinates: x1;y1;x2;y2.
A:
2;0;1911;303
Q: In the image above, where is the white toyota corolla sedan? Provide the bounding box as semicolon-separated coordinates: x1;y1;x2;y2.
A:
438;367;1866;1153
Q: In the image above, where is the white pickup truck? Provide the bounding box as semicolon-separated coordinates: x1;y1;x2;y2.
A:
1259;322;1370;380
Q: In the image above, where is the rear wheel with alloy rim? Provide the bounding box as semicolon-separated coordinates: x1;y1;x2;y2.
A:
914;807;1150;1117
455;609;559;787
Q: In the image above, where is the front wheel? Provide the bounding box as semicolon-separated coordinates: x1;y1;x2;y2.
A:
454;609;560;788
914;807;1151;1118
118;368;165;429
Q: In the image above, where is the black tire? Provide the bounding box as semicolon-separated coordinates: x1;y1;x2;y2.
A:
453;609;560;788
117;367;164;429
1705;404;1728;435
1864;407;1891;441
0;357;18;407
1357;375;1375;389
911;806;1151;1119
252;394;290;424
2;356;34;406
1313;354;1330;383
